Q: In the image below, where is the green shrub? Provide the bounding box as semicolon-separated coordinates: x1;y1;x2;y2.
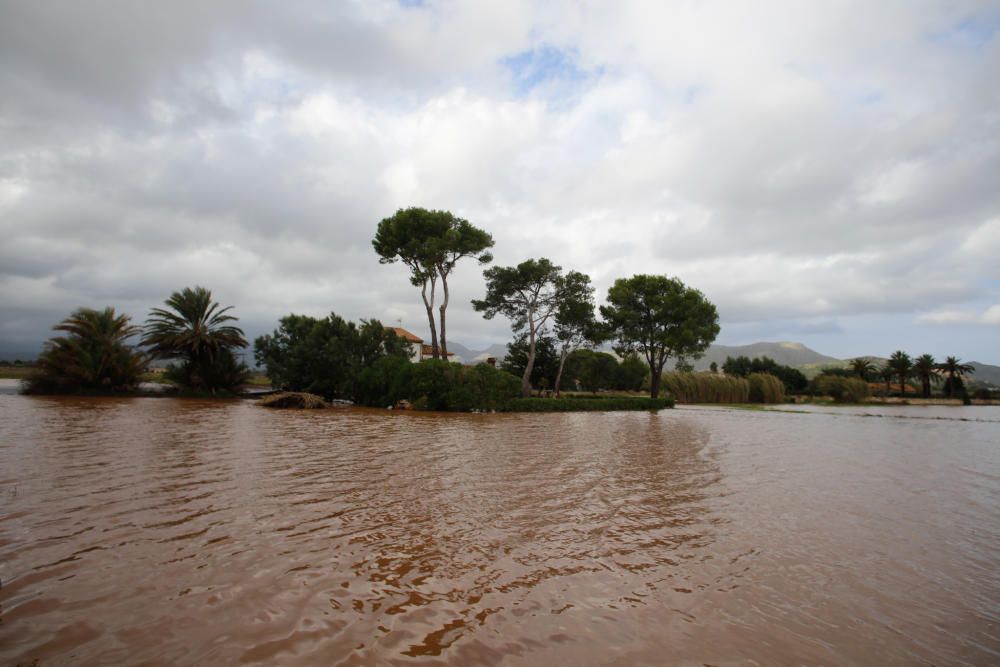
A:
446;363;521;411
812;375;871;402
506;397;673;411
613;354;648;391
722;355;808;393
357;359;521;411
164;348;248;394
254;313;409;400
747;372;784;403
356;355;412;407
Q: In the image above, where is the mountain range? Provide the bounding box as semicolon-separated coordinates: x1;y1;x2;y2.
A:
446;340;1000;387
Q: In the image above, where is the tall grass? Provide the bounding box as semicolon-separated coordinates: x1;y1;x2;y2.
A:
661;372;785;404
747;372;784;404
661;372;748;403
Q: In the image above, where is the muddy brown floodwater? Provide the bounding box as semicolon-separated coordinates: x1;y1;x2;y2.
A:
1;391;998;666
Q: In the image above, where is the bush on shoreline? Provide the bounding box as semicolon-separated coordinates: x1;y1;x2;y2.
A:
811;375;871;403
357;358;522;411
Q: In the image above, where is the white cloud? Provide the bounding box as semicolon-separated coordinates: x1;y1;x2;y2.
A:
0;0;998;360
918;305;1000;326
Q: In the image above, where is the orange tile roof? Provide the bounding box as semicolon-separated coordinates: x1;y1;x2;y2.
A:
390;327;423;343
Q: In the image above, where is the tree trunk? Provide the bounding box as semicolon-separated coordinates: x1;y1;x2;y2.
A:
649;363;662;399
899;378;905;395
438;272;450;359
554;347;569;397
946;372;955;398
922;376;930;398
421;276;439;360
521;315;536;397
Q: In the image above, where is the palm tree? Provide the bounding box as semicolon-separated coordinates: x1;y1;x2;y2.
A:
26;307;146;394
935;356;975;399
849;357;877;381
879;363;894;396
142;286;248;392
912;354;940;398
888;350;913;395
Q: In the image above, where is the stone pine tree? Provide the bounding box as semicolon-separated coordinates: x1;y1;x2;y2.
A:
373;207;492;359
551;271;604;396
601;275;719;399
472;258;577;397
430;218;494;358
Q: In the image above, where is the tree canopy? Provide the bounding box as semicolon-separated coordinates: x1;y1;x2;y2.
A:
888;350;913;395
373;207;493;358
722;355;808;393
601;275;719;398
936;356;975;398
142;286;248;393
254;313;410;400
25;307;146;394
551;270;604;395
473;258;583;396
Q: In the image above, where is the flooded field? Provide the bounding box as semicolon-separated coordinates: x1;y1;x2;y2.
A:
1;391;998;665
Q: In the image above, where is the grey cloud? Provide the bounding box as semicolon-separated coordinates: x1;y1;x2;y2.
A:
1;1;998;362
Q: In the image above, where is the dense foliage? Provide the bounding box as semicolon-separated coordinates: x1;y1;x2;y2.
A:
551;271;604;394
143;286;249;393
614;354;649;391
937;356;975;398
601;275;719;399
722;355;808;393
357;358;521;411
374;207;493;359
888;350;913;395
563;349;620;392
25;307;146;394
501;334;560;389
254;313;409;400
811;375;871;403
473;258;591;396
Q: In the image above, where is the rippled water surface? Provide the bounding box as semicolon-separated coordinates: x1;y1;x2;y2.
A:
1;394;998;665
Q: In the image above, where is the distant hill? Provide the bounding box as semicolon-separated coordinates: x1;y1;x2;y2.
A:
968;361;1000;387
690;341;842;371
438;341;509;363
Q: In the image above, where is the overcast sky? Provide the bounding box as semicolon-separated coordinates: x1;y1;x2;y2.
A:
1;0;998;363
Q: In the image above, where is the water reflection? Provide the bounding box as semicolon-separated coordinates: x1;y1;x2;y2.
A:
1;397;998;665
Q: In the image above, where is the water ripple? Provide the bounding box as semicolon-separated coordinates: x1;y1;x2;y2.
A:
0;396;997;665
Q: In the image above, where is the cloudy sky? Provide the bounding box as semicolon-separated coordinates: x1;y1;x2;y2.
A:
1;0;998;363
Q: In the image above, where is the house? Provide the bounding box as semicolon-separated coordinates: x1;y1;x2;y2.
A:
389;327;456;363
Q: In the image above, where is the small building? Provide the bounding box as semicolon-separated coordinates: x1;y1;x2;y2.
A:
390;327;456;363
